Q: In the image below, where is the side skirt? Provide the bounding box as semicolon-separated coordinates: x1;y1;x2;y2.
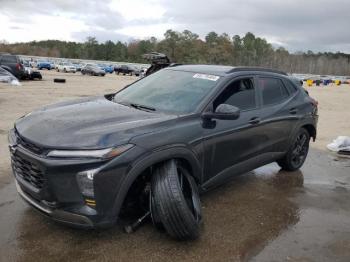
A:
200;152;285;192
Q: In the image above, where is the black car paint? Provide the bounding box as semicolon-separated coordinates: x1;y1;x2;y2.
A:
9;66;318;228
115;65;135;75
0;54;25;79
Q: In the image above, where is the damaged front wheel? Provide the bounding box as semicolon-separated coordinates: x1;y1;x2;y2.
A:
151;160;202;240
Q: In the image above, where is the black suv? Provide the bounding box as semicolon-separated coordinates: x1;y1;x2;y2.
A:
9;65;318;240
114;65;135;75
0;54;25;79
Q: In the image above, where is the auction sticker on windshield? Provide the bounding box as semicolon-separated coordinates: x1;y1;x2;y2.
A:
193;73;220;81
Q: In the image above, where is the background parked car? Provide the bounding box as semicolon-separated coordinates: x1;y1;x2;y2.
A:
140;67;149;78
132;66;141;76
57;62;77;73
114;64;134;75
22;60;42;80
73;63;82;71
0;53;25;79
98;64;114;74
49;61;55;70
81;64;105;76
142;52;171;76
37;61;52;70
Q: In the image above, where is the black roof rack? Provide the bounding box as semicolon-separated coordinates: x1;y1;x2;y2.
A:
228;67;288;76
168;63;182;67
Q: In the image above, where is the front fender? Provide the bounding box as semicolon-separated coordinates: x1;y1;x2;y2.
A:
110;145;203;220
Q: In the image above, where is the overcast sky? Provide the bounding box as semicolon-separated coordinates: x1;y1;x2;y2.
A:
1;0;350;53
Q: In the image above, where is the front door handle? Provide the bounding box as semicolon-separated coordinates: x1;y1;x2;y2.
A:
289;108;298;115
249;117;260;125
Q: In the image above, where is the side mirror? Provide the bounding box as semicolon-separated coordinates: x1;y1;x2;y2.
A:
202;104;240;120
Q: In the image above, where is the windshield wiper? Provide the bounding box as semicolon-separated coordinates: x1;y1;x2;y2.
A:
130;103;156;112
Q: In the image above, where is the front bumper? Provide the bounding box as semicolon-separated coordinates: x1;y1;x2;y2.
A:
15;180;95;228
8;130;145;228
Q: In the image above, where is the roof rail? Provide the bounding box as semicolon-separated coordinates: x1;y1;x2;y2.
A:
168;63;182;67
228;67;288;76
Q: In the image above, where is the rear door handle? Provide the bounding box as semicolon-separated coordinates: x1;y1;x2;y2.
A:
249;117;260;125
289;108;298;115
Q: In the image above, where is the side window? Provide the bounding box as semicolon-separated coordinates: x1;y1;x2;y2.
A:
259;77;289;106
214;78;256;111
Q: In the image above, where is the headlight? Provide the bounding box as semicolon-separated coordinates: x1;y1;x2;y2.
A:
76;168;98;198
47;144;134;159
8;129;17;146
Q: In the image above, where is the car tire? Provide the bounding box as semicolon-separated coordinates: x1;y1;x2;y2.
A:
150;188;164;231
277;128;310;171
81;71;85;75
53;78;66;83
64;68;67;73
151;160;202;240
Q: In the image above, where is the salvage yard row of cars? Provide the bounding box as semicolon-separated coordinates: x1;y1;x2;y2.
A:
30;58;145;76
0;52;147;81
293;73;350;85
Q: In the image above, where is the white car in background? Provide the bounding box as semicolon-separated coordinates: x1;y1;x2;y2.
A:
57;62;76;73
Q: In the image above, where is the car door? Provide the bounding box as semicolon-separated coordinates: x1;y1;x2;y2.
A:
201;76;269;185
256;76;298;153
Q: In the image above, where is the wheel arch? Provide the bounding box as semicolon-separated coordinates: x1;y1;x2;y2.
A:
301;124;316;141
110;146;202;220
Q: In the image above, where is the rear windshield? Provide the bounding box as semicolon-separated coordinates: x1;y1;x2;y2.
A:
1;55;18;63
114;69;220;114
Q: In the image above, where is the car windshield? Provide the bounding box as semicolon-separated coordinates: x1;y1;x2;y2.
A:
113;69;220;114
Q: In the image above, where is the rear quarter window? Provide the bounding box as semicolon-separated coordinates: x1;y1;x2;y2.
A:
284;78;300;94
259;77;290;106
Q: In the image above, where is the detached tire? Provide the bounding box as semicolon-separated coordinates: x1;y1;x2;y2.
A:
53;78;66;83
277;128;310;171
151;160;202;240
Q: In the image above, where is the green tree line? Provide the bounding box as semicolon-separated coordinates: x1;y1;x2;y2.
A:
1;30;349;75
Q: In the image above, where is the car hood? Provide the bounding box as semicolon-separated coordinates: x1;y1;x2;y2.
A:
15;96;177;149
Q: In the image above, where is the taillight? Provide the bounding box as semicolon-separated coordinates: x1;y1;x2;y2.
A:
310;97;318;115
16;63;23;70
310;97;318;107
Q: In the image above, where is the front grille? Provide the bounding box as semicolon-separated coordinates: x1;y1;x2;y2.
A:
15;131;44;155
11;154;45;189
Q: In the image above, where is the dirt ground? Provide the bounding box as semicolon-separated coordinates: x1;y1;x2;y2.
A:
0;70;349;261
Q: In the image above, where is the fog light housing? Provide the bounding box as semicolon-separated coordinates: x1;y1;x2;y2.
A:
76;169;98;198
